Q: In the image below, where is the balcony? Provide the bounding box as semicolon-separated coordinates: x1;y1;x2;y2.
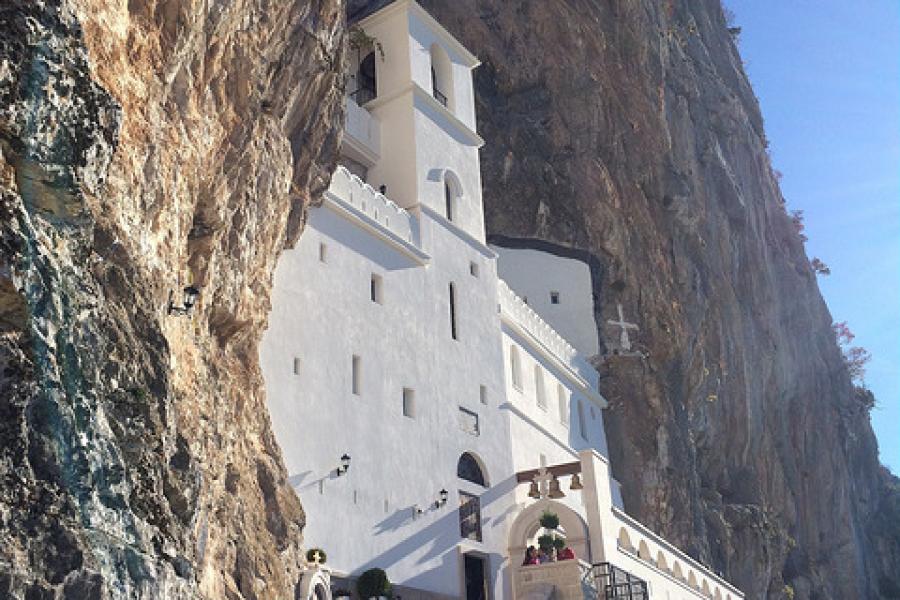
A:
342;94;381;165
326;165;423;255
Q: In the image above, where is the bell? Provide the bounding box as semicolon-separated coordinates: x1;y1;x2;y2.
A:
570;473;584;491
548;476;565;499
528;480;540;499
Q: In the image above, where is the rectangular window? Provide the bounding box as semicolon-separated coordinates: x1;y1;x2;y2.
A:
469;261;479;277
558;384;568;427
352;355;361;395
459;492;482;541
578;400;587;440
449;282;458;340
318;242;327;262
402;388;415;418
293;357;301;375
510;346;522;390
371;274;383;304
458;407;479;436
479;384;488;405
535;366;547;410
550;291;560;304
445;182;454;221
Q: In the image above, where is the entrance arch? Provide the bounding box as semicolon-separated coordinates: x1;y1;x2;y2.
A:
508;500;590;564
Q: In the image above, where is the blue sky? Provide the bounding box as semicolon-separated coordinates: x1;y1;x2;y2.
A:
725;1;900;474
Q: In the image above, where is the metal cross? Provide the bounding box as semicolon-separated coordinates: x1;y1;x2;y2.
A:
606;303;639;351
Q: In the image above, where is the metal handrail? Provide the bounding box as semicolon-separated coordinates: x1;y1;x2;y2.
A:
433;87;448;107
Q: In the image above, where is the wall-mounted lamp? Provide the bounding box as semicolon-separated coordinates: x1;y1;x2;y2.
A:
433;488;449;509
412;505;424;518
548;476;565;499
569;473;584;491
335;453;351;477
167;285;200;316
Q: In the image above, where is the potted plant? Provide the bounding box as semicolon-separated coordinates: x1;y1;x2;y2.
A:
539;510;560;530
552;537;566;555
357;567;392;600
537;534;555;555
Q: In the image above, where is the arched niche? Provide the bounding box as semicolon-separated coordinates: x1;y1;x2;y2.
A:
672;561;684;581
298;567;332;600
617;527;633;552
656;551;669;572
637;540;652;562
688;571;699;589
509;500;590;564
714;588;723;600
457;452;488;487
702;580;711;596
429;43;453;110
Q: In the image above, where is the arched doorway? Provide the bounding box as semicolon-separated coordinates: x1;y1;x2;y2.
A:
508;500;590;565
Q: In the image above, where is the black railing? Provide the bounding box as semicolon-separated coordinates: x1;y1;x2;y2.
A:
350;73;377;105
593;563;650;600
433;87;448;107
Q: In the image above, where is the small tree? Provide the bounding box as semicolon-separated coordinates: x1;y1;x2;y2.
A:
832;321;871;384
810;258;831;276
790;210;808;242
357;568;391;599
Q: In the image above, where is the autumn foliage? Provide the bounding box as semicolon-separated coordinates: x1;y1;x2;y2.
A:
832;321;872;383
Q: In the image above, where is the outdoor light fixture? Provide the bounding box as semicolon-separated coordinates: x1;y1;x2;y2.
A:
433;488;449;509
335;453;351;476
548;476;565;499
167;285;200;316
528;480;540;499
569;473;584;491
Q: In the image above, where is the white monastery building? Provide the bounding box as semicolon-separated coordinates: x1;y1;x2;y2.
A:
260;2;745;600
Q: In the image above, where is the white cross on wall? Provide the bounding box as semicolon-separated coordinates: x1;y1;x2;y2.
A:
606;303;639;351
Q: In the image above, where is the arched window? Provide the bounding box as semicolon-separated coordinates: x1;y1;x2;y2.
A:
457;452;487;487
354;51;377;105
443;170;462;222
429;43;452;108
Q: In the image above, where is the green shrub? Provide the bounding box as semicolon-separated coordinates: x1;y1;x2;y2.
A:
357;568;391;599
539;511;559;530
537;534;554;551
306;548;327;563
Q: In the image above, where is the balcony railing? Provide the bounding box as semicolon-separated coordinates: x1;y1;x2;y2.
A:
433;87;448;107
349;73;376;105
593;563;649;600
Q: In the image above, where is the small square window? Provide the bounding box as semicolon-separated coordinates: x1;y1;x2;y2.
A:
293;357;301;375
371;274;384;304
319;242;327;262
523;296;528;305
402;388;416;418
458;407;480;436
470;262;479;277
550;291;560;304
479;384;488;405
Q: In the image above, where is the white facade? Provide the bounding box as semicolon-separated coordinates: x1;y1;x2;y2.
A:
493;246;600;358
261;3;743;600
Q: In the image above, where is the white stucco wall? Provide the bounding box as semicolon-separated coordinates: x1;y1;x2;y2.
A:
261;201;518;599
493;246;600;357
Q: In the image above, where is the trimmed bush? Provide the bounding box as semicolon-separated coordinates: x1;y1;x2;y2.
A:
306;548;327;563
539;511;559;530
357;568;392;599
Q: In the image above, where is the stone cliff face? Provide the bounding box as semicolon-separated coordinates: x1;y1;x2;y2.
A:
408;0;900;598
0;1;344;598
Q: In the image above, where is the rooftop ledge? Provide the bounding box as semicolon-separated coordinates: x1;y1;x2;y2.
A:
325;166;430;265
498;281;607;409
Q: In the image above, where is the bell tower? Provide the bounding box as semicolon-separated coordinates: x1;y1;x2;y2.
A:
343;0;486;242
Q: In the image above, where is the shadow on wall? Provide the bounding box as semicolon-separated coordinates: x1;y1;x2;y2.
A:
356;475;518;573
